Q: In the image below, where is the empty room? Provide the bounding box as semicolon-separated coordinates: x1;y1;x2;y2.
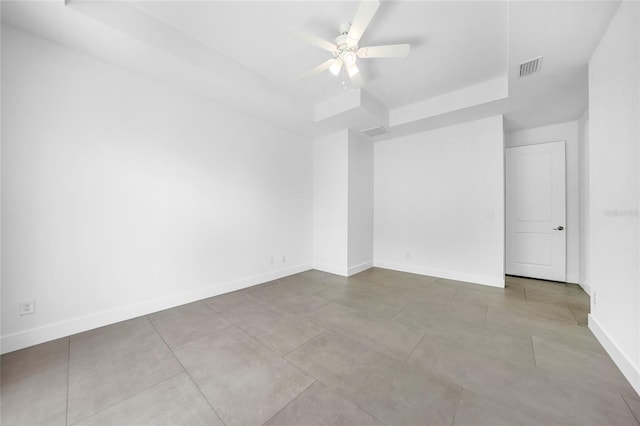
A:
1;0;639;425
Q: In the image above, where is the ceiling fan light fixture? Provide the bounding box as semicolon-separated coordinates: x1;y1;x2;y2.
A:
343;51;357;66
329;59;343;76
291;0;410;89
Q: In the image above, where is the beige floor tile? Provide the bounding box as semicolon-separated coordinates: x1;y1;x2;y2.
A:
454;285;525;306
1;338;69;426
488;297;578;325
4;269;636;426
393;298;488;329
349;267;397;283
408;339;637;425
295;269;338;282
380;280;459;305
203;290;262;312
569;303;590;326
453;389;554;426
264;381;383;426
532;335;637;397
432;277;481;289
385;273;440;287
316;285;407;319
418;317;536;367
306;303;425;361
287;331;461;426
486;305;580;335
273;274;338;294
249;284;329;315
222;302;325;355
342;278;400;297
623;396;640;424
74;373;222;426
67;317;183;424
148;301;231;348
525;286;589;307
173;326;314;426
489;315;605;355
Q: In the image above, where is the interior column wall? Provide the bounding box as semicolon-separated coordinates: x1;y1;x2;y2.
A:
347;131;374;275
312;130;349;275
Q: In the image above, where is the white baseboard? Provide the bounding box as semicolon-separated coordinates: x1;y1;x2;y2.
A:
313;262;348;277
0;263;312;354
588;314;640;396
347;261;373;276
373;260;505;288
578;282;591;295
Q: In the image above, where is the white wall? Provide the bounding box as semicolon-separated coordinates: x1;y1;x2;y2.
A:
347;131;373;275
312;130;374;277
586;0;640;394
577;110;590;293
374;116;505;287
1;25;313;353
506;121;580;284
312;130;349;275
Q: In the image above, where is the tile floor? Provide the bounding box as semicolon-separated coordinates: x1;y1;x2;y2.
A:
2;269;639;425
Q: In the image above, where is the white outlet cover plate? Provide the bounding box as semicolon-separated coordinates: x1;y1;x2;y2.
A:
19;300;36;316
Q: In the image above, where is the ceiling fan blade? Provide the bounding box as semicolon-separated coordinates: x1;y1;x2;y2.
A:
347;0;380;46
289;28;336;53
300;59;336;80
357;44;410;58
346;63;364;88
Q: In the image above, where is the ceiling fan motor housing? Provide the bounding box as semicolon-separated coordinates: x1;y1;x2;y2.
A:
338;22;351;35
334;29;358;63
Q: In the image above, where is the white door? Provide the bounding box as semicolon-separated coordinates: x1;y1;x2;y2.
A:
506;141;566;281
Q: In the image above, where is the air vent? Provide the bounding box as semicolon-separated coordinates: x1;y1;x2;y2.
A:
362;126;390;138
519;56;543;77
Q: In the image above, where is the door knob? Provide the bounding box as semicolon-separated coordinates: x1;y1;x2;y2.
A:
553;226;564;231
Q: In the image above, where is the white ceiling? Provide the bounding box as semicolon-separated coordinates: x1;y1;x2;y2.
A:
132;1;508;108
1;0;621;136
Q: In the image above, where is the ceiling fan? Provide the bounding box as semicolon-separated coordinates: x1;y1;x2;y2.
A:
290;0;410;89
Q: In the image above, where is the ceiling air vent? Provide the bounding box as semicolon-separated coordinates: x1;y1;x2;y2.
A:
519;56;543;77
362;126;390;138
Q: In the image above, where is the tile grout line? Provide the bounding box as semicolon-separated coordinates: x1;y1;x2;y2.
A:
146;315;227;426
218;307;328;358
388;300;411;321
67;370;186;426
259;379;317;425
481;305;489;323
213;324;327;424
404;331;427;364
303;305;424;364
281;324;329;358
623;395;640;426
226;320;322;377
302;376;390;426
449;388;464;426
152;307;235;350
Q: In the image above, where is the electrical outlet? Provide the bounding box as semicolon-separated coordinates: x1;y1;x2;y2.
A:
593;292;597;306
270;258;275;265
282;255;287;263
405;251;411;260
19;299;35;316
